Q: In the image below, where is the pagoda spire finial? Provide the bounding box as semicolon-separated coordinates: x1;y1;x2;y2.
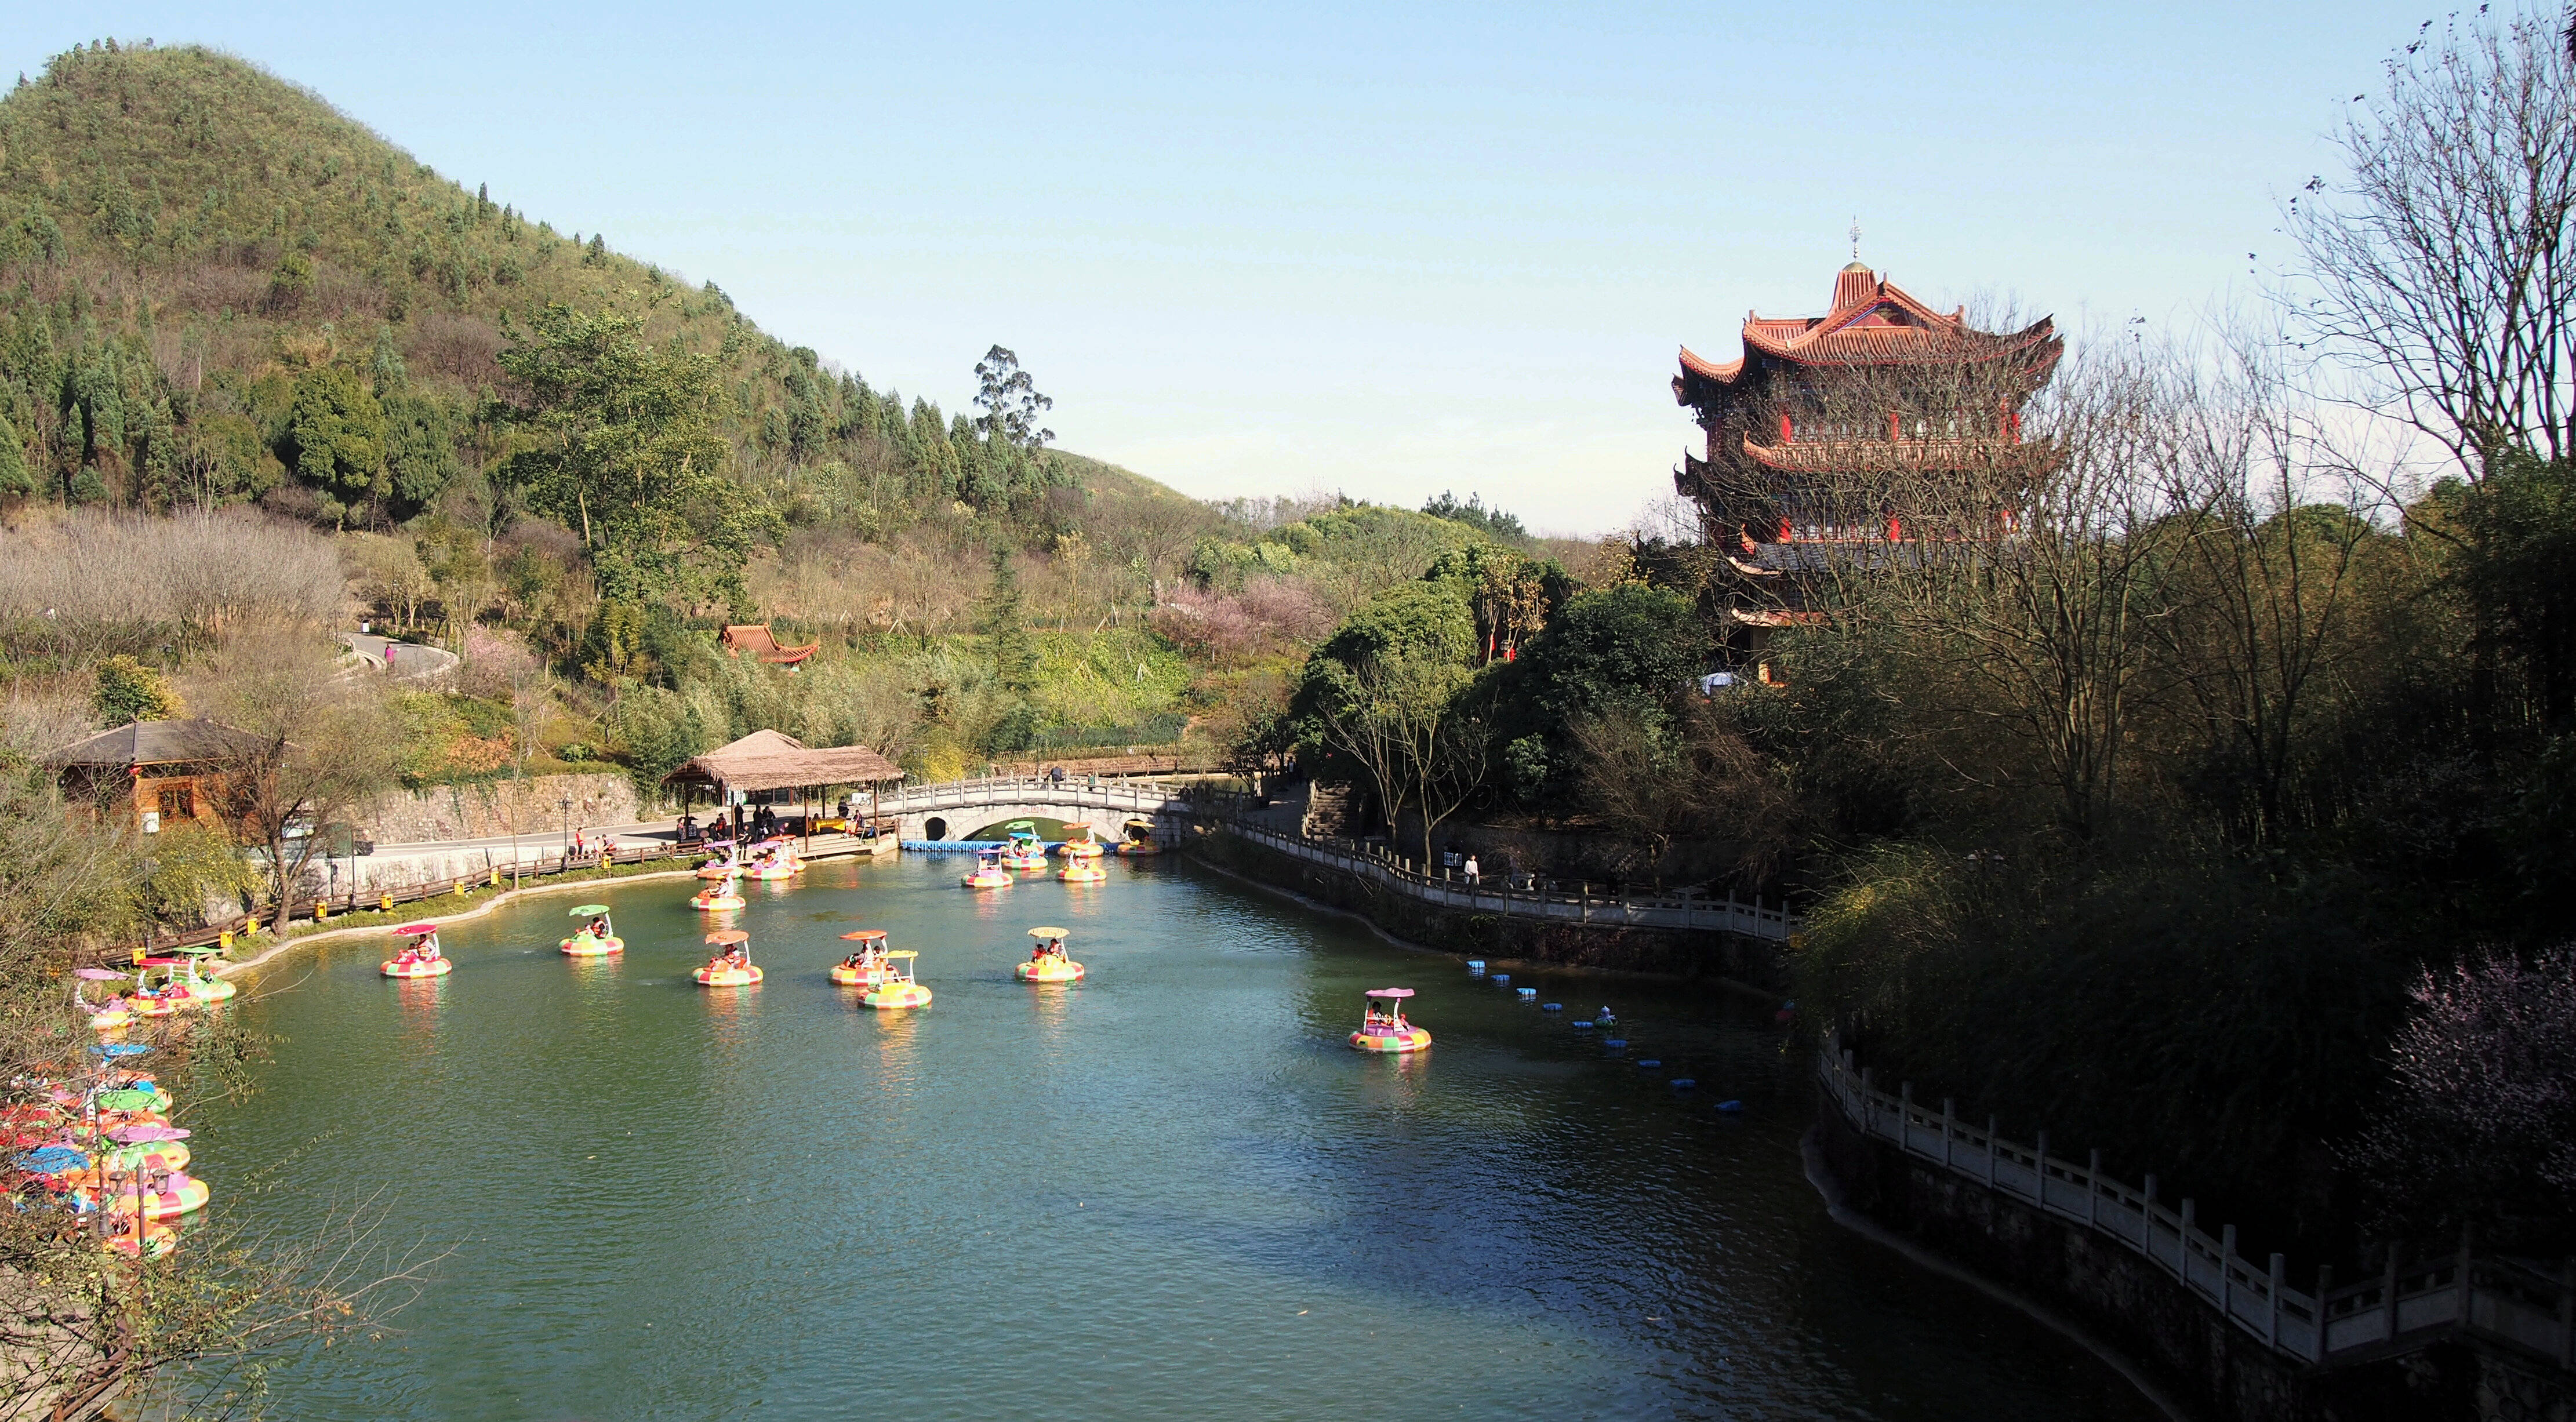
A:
1849;216;1861;262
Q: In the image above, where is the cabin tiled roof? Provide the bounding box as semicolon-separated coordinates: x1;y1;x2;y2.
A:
40;718;273;769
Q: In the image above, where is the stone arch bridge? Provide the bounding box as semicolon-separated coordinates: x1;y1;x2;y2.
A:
877;775;1203;846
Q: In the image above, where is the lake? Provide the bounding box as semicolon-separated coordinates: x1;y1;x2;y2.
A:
193;851;2156;1420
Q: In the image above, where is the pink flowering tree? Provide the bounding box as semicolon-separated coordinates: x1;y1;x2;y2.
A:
2344;946;2576;1242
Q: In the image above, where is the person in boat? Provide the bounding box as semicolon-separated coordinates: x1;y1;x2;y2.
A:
586;917;609;939
1030;940;1049;963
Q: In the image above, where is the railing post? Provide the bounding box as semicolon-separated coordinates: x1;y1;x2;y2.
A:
1985;1116;1998;1188
2033;1130;2048;1206
2221;1223;2237;1321
2457;1227;2475;1332
2144;1174;2161;1267
2085;1149;2100;1228
2268;1252;2284;1348
1859;1068;1873;1136
2384;1244;2402;1344
2182;1199;2199;1292
2557;1259;2573;1369
2315;1264;2334;1362
1941;1099;1954;1170
1899;1082;1912;1152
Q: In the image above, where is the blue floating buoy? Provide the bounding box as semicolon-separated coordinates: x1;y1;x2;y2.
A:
1714;1100;1745;1114
1569;1020;1593;1030
1604;1038;1627;1050
1517;987;1537;1000
1466;959;1485;973
1670;1078;1696;1089
1636;1059;1662;1069
1491;973;1510;986
1540;1002;1563;1012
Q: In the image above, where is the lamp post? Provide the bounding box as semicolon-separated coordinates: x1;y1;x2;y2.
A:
559;797;572;864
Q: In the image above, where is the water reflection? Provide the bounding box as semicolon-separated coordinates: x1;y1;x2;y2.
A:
202;854;2157;1422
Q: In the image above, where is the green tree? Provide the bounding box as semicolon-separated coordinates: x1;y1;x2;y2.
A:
92;654;183;725
1521;584;1702;731
0;409;30;497
1291;583;1484;853
286;364;387;515
493;305;752;606
980;551;1036;694
971;345;1054;452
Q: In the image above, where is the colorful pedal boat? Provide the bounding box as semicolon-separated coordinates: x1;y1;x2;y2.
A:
860;950;931;1008
561;904;623;955
1350;987;1431;1053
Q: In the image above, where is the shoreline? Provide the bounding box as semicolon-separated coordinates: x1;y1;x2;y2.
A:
213;867;704;980
1181;848;1782;1003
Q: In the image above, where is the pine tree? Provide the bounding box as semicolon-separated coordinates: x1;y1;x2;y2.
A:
0;410;30;498
981;550;1036;694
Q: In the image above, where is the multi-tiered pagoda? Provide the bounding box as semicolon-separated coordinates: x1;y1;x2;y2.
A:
1672;259;2061;663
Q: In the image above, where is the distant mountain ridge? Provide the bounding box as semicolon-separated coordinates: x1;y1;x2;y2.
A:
0;38;1185;526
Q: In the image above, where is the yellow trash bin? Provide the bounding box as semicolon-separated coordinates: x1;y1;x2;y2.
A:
379;893;393;913
314;900;329;921
217;929;232;951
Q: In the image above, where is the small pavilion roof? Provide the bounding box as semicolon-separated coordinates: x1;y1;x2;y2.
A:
662;729;903;794
40;718;273;770
718;624;820;666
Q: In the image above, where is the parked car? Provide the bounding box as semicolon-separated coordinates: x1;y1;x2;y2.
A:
280;819;375;856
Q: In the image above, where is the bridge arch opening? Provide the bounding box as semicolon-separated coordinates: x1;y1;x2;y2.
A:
924;816;947;841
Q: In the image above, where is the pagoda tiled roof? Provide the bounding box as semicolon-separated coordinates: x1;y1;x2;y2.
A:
1741;434;2055;473
1676;262;2061;402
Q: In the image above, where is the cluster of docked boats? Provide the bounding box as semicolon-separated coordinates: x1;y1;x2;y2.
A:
75;945;239;1028
8;1041;211;1260
961;822;1116;888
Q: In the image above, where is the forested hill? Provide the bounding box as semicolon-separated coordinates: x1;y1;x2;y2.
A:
0;39;1179;532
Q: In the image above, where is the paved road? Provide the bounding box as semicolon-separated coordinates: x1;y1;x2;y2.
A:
368;820;686;856
337;631;460;681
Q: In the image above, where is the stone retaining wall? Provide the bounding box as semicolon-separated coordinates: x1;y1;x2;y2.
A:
352;774;642;844
1189;825;1786;988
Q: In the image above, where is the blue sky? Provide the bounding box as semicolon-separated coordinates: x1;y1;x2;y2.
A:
3;1;2453;533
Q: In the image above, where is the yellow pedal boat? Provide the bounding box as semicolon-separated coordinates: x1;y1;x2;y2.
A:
860;950;932;1008
1015;926;1084;983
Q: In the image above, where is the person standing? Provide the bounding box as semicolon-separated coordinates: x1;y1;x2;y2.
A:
1463;854;1481;886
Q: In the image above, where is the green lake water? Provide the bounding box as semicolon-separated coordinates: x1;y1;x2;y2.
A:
193;853;2157;1420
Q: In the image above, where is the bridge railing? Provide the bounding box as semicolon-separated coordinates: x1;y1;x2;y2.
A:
875;774;1199;820
1820;1040;2576;1369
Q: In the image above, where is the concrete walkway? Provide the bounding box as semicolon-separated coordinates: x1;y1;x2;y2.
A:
336;631;459;682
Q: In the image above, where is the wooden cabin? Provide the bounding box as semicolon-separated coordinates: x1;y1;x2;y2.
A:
42;718;274;836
